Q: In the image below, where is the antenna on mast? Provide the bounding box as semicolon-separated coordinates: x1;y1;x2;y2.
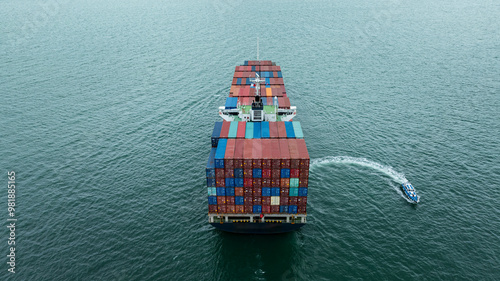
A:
257;37;259;60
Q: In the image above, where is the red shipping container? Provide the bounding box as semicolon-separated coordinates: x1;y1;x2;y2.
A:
217;196;226;205
224;139;235;169
290;169;300;178
299;169;309;179
298;206;307;214
253;178;262;188
244;178;253;187
244;168;253;178
262;169;271;178
277;97;284;108
271;169;281;179
261;139;272;169
288;139;300;169
279;139;291;168
237;122;246;139
277;122;287;138
289;197;298;205
270;139;281;169
280;178;290;188
232;78;238;85
262;196;271;206
252;139;262;169
225;169;234;178
271;206;280;213
244;196;253;205
220;121;230;138
299;178;308;187
261;178;271;187
218;205;227;213
262;205;271;214
215;168;225;178
243;139;253;168
297;196;307;206
226;196;235;205
253;187;262;196
269;122;279;138
244;205;253;213
296;139;310;169
216;178;225;187
227;205;236;213
234;139;245;168
243;159;252;169
280;196;289;203
280;187;289;196
235;187;244;197
235;205;244;213
244;187;253;196
253;196;262;205
271;178;280;188
209;205;217;213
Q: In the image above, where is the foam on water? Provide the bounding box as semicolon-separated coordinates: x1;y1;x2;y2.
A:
311;156;408;184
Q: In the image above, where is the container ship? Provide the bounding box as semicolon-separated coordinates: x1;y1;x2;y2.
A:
205;60;310;234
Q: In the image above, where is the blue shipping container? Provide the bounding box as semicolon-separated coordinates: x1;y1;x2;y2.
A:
285;122;295;138
206;147;216;178
216;187;226;196
262;187;271;197
207;178;216;187
261;122;270;138
235;196;244;205
225;178;235;188
253;122;261;139
281;168;290;178
234;169;244;178
289;187;299;197
208;196;217;205
280;205;289;213
214;139;227;168
298;187;308;197
271;187;280;196
235;178;244;187
253;168;262;178
253;205;262;213
226;187;235;196
211;122;222;147
225;97;233;109
289;205;298;214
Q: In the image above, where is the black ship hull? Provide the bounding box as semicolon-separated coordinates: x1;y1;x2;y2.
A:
211;222;305;234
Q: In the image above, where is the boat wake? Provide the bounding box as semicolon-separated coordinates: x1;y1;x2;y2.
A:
311;156;408;184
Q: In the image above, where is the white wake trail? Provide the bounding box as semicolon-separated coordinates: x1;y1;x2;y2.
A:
311;156;408;184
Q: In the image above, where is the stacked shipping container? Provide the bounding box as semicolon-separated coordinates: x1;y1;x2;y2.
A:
207;137;309;214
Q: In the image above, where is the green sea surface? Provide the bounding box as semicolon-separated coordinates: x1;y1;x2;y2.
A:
1;0;499;280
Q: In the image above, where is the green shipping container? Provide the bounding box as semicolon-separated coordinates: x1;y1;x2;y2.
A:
228;121;238;138
245;122;254;139
292;122;304;138
290;178;299;188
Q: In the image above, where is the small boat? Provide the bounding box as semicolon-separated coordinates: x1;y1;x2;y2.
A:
401;181;419;203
